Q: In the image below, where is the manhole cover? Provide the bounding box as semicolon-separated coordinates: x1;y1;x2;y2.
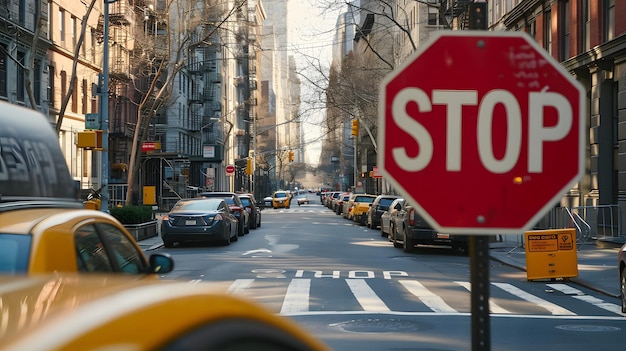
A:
556;325;621;332
329;318;429;333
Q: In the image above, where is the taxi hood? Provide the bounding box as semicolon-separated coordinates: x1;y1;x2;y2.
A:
0;102;78;202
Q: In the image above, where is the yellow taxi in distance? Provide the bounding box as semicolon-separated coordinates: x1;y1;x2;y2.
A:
0;275;331;351
272;190;292;209
0;102;173;276
349;194;378;225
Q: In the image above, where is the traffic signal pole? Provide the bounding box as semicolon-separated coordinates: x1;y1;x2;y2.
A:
99;0;112;212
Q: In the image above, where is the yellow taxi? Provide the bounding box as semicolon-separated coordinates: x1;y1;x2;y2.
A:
349;194;378;225
272;190;292;209
0;274;330;351
0;101;172;276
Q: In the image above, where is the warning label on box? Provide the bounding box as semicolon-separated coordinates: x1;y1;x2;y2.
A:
527;234;558;252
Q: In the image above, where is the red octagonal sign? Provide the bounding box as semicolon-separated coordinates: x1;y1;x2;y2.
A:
378;31;585;235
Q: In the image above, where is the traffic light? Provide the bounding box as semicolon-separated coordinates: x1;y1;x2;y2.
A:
351;119;359;136
288;150;294;162
468;1;487;30
245;157;253;175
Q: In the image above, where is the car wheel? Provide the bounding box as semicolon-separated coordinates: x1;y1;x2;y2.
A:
238;220;244;236
381;224;387;237
231;225;239;241
621;267;626;313
360;214;367;226
403;228;414;253
163;240;174;248
244;221;250;234
250;215;257;229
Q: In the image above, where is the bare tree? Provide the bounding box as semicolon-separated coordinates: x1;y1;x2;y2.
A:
124;0;248;205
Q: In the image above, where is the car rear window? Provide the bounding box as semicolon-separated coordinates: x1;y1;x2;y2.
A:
0;234;31;273
356;196;375;203
379;198;396;207
240;198;251;206
274;193;287;198
174;199;222;211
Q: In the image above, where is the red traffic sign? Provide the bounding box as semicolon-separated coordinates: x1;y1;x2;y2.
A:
378;31;585;235
225;165;235;176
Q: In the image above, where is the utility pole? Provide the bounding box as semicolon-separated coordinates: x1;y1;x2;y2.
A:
99;0;112;211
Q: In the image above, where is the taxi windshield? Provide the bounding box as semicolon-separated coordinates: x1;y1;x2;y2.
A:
0;234;31;273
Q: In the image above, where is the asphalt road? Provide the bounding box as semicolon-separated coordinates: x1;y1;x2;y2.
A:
156;197;626;350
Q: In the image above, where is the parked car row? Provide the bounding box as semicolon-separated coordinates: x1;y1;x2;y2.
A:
161;192;263;248
326;192;469;253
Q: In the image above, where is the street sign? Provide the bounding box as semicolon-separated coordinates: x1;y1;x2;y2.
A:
378;31;585;235
226;164;235;176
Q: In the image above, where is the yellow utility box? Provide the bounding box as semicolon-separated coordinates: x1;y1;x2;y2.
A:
143;186;156;205
524;228;578;281
77;130;103;149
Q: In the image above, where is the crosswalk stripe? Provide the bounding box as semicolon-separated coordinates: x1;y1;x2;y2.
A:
280;279;311;314
455;281;510;314
228;279;255;294
346;279;390;312
547;283;623;315
218;278;621;317
399;280;457;313
493;282;576;315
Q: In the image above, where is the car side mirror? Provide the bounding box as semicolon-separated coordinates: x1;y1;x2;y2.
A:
149;252;174;274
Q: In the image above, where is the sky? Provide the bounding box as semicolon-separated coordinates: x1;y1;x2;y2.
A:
287;1;344;165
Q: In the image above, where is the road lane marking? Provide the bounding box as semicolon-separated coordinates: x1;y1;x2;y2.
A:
547;283;623;315
280;279;311;314
346;279;390;312
228;279;255;294
493;282;576;315
455;281;510;314
399;280;457;313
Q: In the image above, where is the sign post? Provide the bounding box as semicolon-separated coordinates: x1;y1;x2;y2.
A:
378;31;584;350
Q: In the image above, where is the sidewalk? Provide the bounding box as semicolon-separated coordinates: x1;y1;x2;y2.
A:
489;243;621;298
136;233;623;299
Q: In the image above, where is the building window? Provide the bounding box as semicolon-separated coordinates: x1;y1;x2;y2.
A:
90;28;96;62
72;76;78;113
47;65;55;107
604;0;615;41
17;52;25;102
47;1;53;40
427;6;438;26
18;0;25;25
580;0;590;52
559;0;570;61
0;44;6;98
59;8;65;42
60;70;67;104
82;79;88;114
34;60;41;105
543;8;552;55
72;16;77;49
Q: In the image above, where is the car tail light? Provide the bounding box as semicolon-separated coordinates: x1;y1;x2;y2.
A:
162;214;169;221
409;208;415;226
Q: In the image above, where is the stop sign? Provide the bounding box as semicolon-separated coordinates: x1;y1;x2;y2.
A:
226;165;235;176
378;31;585;235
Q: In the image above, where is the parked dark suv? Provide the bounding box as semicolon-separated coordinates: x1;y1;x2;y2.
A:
393;201;469;253
367;195;400;229
199;192;249;236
